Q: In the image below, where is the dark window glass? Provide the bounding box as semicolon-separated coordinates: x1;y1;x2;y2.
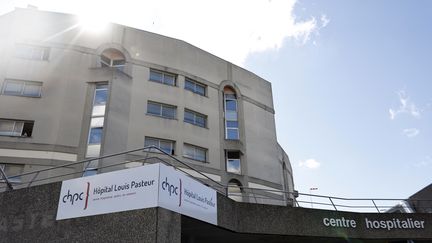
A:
227;129;239;140
150;70;163;82
89;127;103;144
225;100;237;111
94;89;108;106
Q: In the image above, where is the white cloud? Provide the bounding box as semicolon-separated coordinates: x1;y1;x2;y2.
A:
321;14;330;28
12;0;320;66
299;159;321;169
389;90;421;120
402;128;419;138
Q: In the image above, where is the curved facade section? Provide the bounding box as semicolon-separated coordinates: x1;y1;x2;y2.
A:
0;8;294;205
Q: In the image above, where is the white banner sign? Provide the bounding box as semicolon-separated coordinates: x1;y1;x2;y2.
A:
56;163;159;220
56;163;217;225
158;163;217;225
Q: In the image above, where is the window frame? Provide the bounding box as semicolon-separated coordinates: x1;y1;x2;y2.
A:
224;93;239;140
1;79;42;98
147;101;177;119
183;143;207;162
149;69;177;86
184;77;206;96
0;119;34;137
144;137;175;155
14;44;50;61
184;109;207;128
226;151;241;174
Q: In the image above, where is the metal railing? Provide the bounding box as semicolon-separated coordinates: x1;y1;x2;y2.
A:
1;149;430;213
227;187;431;213
0;146;227;195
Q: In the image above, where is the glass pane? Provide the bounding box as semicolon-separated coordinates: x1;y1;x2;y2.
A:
148;103;161;115
3;81;23;95
226;121;238;128
225;110;237;120
86;144;100;158
90;117;104;127
23;84;41;97
144;138;159;147
12;122;23;136
184;111;195;123
162;106;176;118
150;71;163;82
101;55;111;66
185;80;195;91
227;159;241;174
224;93;236;99
183;145;195;158
196;85;205;95
31;48;44;60
225;100;237;111
160;140;173;154
83;168;98;177
195;148;206;162
163;74;175;85
88;127;103;144
92;105;106;116
0;120;15;136
195;116;205;127
94;89;108;106
227;129;239;140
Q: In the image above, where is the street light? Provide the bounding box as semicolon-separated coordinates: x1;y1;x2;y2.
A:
309;187;318;208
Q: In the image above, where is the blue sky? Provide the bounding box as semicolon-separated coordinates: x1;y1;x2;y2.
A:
1;0;430;200
246;0;432;199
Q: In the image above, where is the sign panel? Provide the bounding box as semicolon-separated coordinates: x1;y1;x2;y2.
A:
56;163;159;220
57;163;217;225
158;163;218;225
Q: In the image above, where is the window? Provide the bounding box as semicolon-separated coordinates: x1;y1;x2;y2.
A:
224;87;239;140
147;101;176;119
86;84;108;158
100;48;126;68
15;44;49;61
149;69;176;86
144;137;175;155
1;79;42;97
226;151;241;174
0;163;24;183
0;119;34;137
228;179;243;202
185;78;206;96
183;144;207;162
184;109;207;128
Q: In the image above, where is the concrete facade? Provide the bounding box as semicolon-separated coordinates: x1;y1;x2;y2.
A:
0;7;293;204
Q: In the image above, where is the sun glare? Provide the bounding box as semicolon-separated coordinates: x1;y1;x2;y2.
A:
78;14;109;33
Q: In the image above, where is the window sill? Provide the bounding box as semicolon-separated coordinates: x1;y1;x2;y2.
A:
146;113;178;120
182;156;208;163
1;94;41;98
148;79;177;87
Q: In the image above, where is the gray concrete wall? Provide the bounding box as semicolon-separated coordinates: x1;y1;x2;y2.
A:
0;182;181;243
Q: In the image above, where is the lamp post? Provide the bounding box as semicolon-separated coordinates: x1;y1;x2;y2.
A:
309;187;318;208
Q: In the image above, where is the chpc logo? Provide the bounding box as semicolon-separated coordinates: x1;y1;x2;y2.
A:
61;182;90;210
161;177;182;207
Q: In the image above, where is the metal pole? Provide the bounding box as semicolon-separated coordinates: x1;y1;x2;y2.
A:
0;166;13;191
372;199;380;213
329;197;338;211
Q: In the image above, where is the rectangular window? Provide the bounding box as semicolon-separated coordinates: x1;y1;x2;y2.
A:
0;119;34;137
144;137;175;155
183;144;207;162
184;109;207;128
185;78;206;96
149;69;176;86
226;151;241;174
0;163;24;183
1;79;42;97
86;83;108;158
147;101;177;119
15;44;50;61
